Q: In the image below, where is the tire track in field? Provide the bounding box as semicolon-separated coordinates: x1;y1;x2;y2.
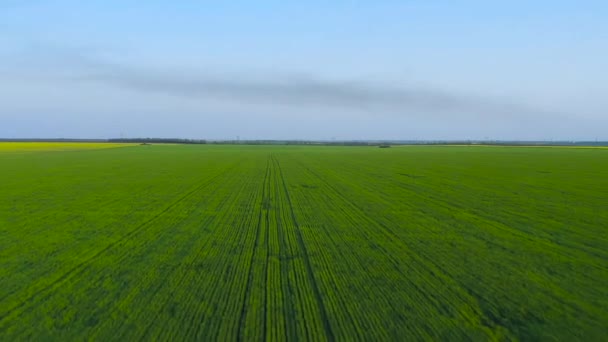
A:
135;212;233;340
300;156;571;337
0;194;130;304
0;162;242;325
328;162;608;322
346;156;608;261
300;157;605;336
191;165;272;341
318;157;607;286
130;161;259;341
262;157;272;341
272;155;335;342
294;159;403;243
291;158;502;333
134;163;259;341
237;156;271;341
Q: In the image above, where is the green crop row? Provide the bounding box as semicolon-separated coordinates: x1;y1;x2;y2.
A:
0;144;606;340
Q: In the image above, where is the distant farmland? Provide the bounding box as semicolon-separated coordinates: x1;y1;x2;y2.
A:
1;143;606;340
0;142;132;153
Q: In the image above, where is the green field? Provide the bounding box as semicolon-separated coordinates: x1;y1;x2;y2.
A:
0;142;132;153
1;144;607;340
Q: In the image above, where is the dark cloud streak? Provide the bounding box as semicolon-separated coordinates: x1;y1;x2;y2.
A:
3;45;555;120
76;63;535;119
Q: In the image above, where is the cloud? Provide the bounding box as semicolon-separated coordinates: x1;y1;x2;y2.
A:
70;62;542;120
3;44;557;121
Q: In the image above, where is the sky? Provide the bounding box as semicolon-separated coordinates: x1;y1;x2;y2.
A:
1;1;607;140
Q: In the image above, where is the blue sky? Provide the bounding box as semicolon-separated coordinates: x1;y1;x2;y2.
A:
1;1;607;140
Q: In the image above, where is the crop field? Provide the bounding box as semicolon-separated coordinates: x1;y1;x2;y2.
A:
0;142;132;153
0;143;607;340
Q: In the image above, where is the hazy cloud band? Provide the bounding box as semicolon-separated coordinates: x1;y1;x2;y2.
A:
2;46;556;120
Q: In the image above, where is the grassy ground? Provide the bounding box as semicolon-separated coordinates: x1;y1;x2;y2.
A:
0;144;606;340
0;142;133;153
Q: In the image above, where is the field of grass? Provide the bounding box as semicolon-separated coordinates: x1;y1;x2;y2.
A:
0;142;132;153
1;143;607;340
